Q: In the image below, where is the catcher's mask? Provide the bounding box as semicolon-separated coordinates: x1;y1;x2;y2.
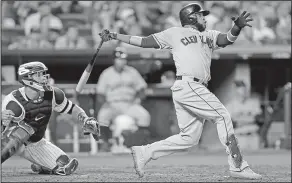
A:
179;3;209;27
18;61;51;91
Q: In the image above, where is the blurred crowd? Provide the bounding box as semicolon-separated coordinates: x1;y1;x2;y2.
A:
2;1;291;50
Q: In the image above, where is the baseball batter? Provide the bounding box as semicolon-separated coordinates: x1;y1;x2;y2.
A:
1;61;101;175
99;3;261;180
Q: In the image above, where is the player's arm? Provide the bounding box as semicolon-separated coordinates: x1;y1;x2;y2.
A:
96;71;108;107
216;11;253;47
105;33;160;49
53;87;100;138
98;27;175;49
1;94;25;127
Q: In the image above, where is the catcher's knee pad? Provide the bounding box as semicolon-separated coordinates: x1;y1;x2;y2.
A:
226;134;243;168
1;124;34;163
53;155;79;175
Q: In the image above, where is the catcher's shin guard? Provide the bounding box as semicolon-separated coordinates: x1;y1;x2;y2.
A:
1;123;34;163
226;134;243;168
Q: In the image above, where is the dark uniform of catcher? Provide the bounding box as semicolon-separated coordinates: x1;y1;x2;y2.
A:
1;61;101;175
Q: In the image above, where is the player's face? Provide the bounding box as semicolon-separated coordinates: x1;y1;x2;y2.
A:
30;71;50;85
114;58;127;70
190;12;206;32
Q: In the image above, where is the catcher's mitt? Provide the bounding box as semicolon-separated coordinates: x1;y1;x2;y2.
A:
83;117;101;141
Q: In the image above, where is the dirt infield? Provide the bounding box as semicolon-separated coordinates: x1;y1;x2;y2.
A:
1;150;291;182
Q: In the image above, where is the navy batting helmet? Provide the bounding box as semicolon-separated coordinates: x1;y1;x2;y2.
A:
114;47;128;59
179;3;210;27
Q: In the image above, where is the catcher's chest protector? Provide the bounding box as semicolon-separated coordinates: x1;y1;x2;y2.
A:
13;90;53;142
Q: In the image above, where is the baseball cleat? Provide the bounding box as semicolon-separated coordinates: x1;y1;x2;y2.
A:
131;146;148;178
64;158;79;175
230;167;262;180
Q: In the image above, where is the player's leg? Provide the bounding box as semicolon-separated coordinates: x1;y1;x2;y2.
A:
122;104;151;147
178;81;261;179
125;104;151;128
17;138;78;175
97;104;119;152
1;123;34;164
131;96;205;177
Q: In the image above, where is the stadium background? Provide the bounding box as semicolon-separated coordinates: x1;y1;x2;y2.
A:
1;1;291;154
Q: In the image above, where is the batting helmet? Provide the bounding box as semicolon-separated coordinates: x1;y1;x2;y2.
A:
114;47;128;59
179;3;210;27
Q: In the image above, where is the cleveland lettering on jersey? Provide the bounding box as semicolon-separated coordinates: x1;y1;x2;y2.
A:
180;34;214;48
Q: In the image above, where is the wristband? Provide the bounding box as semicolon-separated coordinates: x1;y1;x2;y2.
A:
129;36;143;46
227;30;238;43
77;112;88;123
111;32;117;40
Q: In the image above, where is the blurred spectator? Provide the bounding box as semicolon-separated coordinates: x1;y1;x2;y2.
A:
275;1;291;44
24;2;63;36
8;27;53;50
13;1;39;27
226;80;262;150
2;1;17;28
157;70;176;88
91;1;119;47
250;9;277;45
116;8;143;36
96;47;151;153
50;1;84;15
55;25;89;49
205;3;226;30
1;1;291;47
47;28;62;46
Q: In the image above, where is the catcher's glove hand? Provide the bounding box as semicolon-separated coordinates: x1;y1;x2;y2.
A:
231;11;253;29
83;117;100;141
99;29;117;42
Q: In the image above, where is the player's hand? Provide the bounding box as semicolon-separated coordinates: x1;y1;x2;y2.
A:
1;110;15;126
82;117;100;141
231;11;253;29
99;29;117;42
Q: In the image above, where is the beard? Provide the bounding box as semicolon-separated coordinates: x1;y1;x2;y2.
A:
195;22;206;32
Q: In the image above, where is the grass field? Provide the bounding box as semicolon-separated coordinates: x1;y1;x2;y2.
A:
1;149;291;182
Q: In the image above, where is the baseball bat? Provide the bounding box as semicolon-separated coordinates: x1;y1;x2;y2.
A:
76;40;104;93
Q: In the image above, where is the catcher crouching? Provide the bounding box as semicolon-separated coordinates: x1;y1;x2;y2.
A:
1;61;101;175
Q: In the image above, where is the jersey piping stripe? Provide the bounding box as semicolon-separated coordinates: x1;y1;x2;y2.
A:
152;34;163;49
186;82;229;144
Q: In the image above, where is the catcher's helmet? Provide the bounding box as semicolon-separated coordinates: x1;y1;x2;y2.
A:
179;3;210;27
114;47;128;59
18;61;50;91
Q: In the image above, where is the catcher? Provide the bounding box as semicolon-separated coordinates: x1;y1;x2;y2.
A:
1;61;101;175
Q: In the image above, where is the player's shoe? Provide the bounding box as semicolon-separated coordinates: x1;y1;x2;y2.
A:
131;146;151;178
62;158;79;175
31;158;78;175
229;166;262;180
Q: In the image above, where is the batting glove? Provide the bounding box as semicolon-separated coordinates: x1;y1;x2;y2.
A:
231;11;253;29
83;117;100;141
99;29;117;42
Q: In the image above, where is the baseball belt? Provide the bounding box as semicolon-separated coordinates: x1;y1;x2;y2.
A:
176;76;208;87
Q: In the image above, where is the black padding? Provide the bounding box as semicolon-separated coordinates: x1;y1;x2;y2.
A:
54;87;65;105
6;101;22;118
